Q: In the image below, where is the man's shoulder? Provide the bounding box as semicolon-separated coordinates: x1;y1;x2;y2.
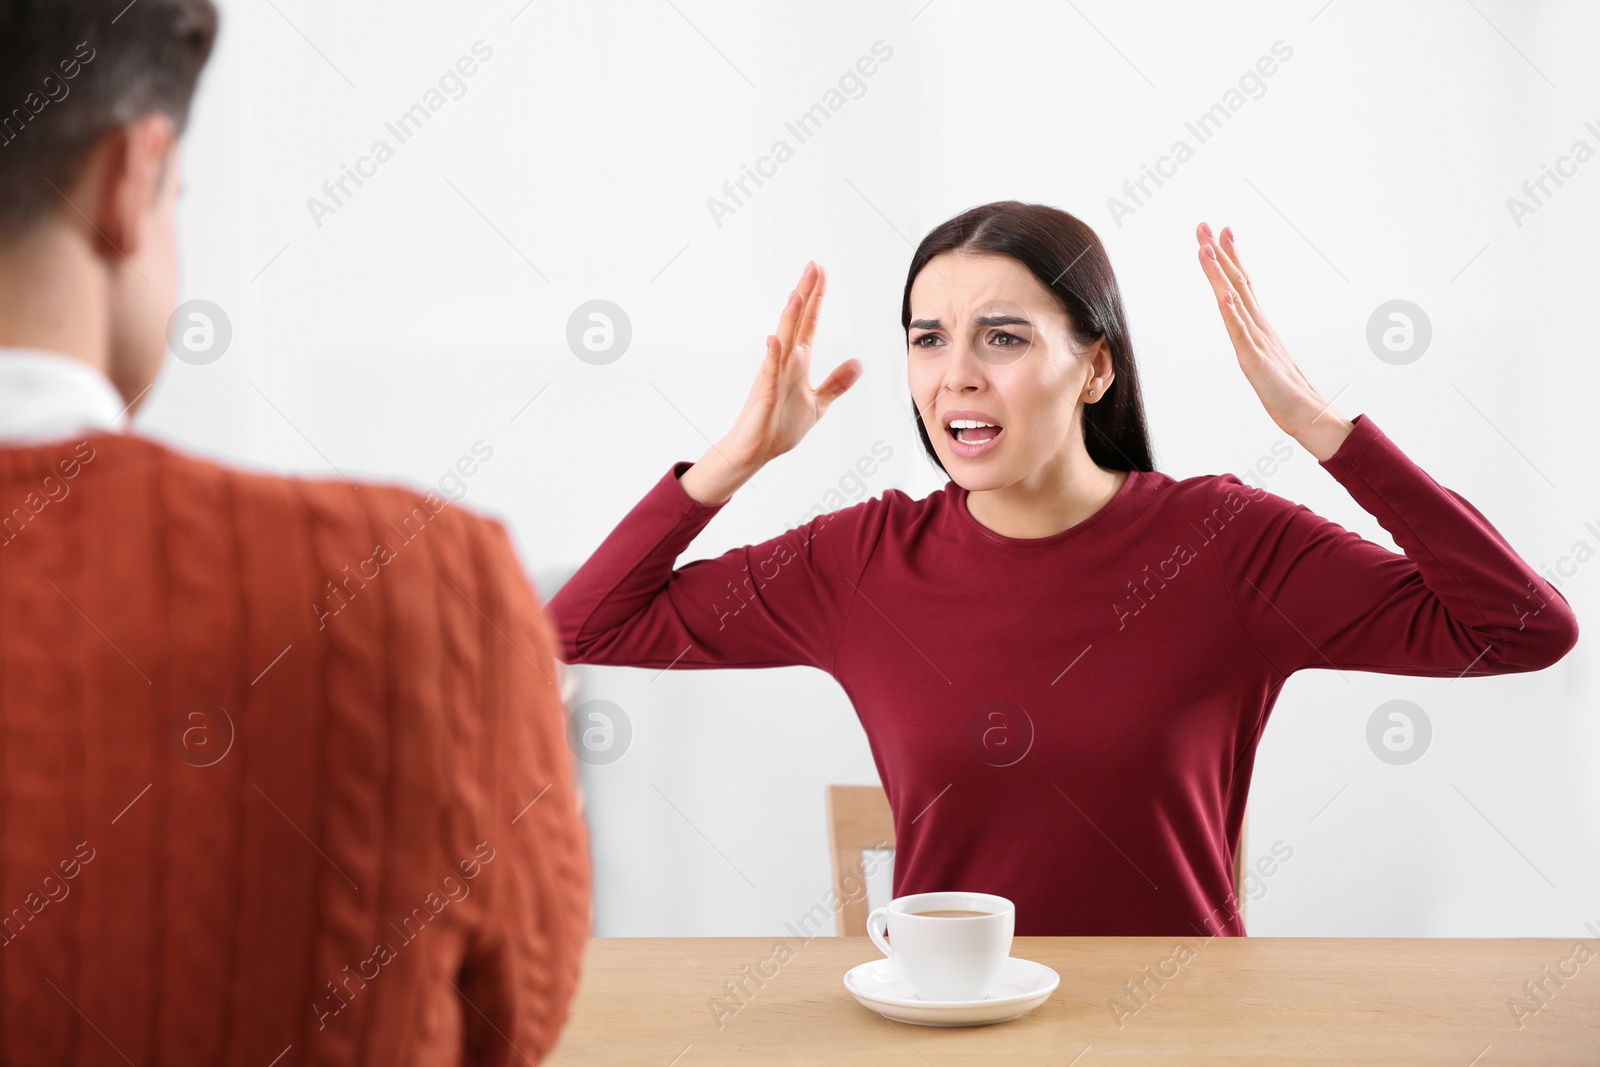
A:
106;432;516;562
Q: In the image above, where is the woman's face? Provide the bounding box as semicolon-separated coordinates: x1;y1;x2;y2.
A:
907;251;1107;489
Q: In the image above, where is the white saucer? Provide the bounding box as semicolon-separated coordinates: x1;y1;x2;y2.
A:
843;956;1060;1027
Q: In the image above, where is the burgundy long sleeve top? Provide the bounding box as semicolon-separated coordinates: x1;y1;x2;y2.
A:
547;414;1579;936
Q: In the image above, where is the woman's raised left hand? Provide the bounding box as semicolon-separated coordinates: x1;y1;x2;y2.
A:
1195;222;1353;461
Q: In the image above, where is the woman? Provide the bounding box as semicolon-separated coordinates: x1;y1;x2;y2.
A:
547;201;1578;937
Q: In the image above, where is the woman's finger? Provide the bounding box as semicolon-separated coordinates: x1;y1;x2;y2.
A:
775;292;800;375
815;357;863;412
1220;227;1252;292
1196;239;1231;304
1215;226;1266;323
795;264;826;355
1199;247;1252;353
1199;240;1266;346
773;268;810;366
1198;223;1264;328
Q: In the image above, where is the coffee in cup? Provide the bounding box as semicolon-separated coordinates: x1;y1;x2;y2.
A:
911;909;989;918
865;891;1015;1001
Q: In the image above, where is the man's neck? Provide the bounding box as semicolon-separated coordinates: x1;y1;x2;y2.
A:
0;228;113;381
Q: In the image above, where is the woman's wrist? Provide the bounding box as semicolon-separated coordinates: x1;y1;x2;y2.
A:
1295;409;1356;463
678;439;763;505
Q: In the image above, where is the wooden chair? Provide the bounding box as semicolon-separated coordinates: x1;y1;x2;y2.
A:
825;785;895;937
827;784;1251;936
1235;811;1249;928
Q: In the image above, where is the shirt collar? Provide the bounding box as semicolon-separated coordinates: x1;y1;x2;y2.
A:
0;348;130;446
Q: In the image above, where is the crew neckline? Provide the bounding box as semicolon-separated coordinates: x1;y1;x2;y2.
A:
951;467;1141;547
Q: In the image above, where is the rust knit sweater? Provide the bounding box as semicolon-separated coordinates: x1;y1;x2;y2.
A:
0;432;590;1066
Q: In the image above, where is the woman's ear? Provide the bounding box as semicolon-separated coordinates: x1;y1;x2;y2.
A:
1088;336;1114;397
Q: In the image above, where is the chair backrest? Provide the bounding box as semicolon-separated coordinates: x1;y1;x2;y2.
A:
827;784;1251;935
1234;810;1249;928
825;785;895;937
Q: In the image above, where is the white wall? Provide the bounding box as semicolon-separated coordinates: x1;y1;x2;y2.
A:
143;0;1599;938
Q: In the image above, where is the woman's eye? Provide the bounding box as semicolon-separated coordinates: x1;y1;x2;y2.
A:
911;334;941;349
989;331;1021;347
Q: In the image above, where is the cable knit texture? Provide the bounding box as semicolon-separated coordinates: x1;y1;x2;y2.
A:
0;433;590;1066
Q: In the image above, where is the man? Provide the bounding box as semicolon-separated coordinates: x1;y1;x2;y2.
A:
0;2;590;1064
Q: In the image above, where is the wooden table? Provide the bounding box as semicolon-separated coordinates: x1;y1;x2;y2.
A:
542;936;1599;1065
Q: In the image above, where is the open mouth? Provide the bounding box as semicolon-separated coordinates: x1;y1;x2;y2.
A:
948;422;1001;444
945;419;1004;456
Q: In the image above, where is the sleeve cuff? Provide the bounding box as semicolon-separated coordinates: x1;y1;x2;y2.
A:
1318;413;1382;476
666;460;730;515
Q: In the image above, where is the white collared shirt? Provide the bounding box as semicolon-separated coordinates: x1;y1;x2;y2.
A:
0;348;129;446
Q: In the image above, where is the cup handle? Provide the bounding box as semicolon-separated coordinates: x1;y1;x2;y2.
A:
866;907;894;961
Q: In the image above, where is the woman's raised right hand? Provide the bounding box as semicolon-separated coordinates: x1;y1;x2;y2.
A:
721;261;863;468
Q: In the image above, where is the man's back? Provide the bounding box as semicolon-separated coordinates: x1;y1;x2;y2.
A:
0;432;590;1066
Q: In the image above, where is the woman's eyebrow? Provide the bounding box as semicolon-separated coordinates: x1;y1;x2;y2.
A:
908;314;1033;330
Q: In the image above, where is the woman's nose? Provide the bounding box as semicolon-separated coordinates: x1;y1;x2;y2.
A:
940;337;987;393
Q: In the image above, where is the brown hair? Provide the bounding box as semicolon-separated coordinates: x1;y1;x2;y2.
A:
0;0;219;241
901;200;1156;478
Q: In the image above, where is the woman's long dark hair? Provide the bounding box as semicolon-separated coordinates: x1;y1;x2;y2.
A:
902;200;1155;478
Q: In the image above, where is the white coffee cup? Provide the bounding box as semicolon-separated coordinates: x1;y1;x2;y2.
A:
865;891;1015;1001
